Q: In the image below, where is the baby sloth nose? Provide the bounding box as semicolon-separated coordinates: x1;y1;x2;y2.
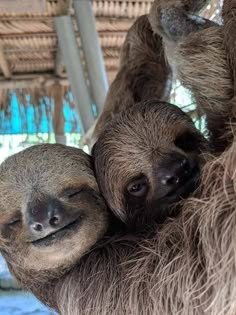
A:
27;197;71;242
156;155;198;199
160;158;190;186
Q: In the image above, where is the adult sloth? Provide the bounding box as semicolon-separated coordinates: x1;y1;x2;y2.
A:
149;0;234;152
1;133;236;315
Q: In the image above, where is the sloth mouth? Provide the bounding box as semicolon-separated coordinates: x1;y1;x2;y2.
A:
165;165;200;203
31;218;81;247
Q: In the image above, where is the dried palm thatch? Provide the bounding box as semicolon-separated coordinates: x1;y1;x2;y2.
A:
0;0;222;136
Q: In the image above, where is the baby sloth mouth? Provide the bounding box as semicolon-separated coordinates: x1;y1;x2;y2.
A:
31;217;82;247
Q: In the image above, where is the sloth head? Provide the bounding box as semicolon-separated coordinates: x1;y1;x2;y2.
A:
93;100;208;227
0;144;108;274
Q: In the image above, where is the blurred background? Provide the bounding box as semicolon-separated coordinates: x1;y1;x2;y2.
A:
0;0;222;314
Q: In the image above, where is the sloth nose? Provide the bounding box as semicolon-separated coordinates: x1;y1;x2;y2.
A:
157;157;195;198
160;158;191;186
27;198;66;241
31;210;61;233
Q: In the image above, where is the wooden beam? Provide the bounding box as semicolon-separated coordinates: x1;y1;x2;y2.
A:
0;73;65;80
0;31;126;39
0;77;69;89
0;0;46;14
0;45;11;79
0;32;56;39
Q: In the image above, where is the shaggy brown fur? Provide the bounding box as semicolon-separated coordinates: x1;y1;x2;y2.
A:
1;134;236;314
222;0;236;93
1;2;236;314
93;100;207;227
222;0;236;125
92;14;172;143
93;0;235;227
149;0;234;152
0;144;109;307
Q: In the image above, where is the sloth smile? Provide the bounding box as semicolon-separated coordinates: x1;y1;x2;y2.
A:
31;218;81;247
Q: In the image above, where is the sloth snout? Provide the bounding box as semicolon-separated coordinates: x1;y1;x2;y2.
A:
156;154;199;201
160;158;191;187
26;197;80;243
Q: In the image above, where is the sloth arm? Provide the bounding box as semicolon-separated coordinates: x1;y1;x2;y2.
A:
149;0;234;153
92;14;172;142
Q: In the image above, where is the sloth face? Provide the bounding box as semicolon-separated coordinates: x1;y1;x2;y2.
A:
94;100;208;227
0;144;108;272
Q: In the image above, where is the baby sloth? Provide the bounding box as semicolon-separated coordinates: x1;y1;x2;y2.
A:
94;0;234;228
0;144;108;287
93;100;207;227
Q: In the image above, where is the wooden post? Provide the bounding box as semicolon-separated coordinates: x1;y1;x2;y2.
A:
73;0;108;115
52;83;66;145
55;16;95;133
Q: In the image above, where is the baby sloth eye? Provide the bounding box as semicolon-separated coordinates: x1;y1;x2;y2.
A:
62;187;83;199
7;217;21;226
127;176;148;197
68;190;82;198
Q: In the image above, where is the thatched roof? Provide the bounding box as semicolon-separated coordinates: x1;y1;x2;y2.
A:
0;0;222;84
0;0;153;85
0;0;222;137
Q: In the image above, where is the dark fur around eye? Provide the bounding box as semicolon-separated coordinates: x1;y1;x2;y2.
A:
68;189;83;199
62;187;86;199
126;175;149;197
174;131;202;152
7;217;21;226
61;186;101;204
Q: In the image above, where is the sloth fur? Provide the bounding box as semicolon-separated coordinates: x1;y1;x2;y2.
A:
92;14;172;143
93;0;234;227
1;140;236;315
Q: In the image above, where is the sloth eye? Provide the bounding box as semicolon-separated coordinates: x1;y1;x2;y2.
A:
127;176;148;197
67;189;82;199
7;217;21;226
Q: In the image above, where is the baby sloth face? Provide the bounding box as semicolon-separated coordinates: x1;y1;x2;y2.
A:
94;100;208;227
0;144;108;273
